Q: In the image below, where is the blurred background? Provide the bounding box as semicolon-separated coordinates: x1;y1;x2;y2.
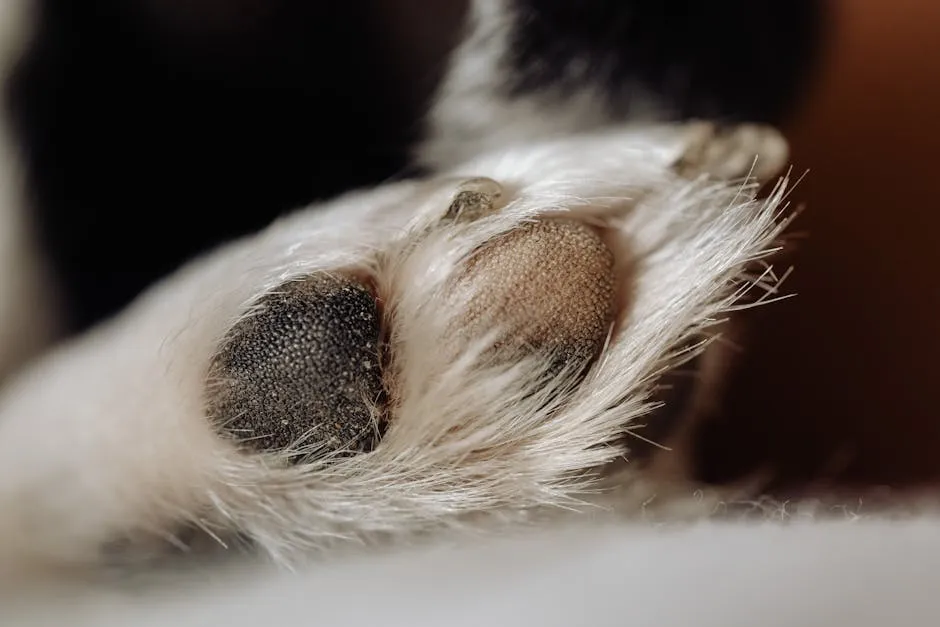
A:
697;0;940;490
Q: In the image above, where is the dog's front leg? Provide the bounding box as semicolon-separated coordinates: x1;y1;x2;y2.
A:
0;124;788;579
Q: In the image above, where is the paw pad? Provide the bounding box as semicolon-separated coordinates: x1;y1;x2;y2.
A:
205;274;383;459
446;219;615;373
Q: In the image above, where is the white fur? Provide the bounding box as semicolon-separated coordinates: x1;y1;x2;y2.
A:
420;0;618;170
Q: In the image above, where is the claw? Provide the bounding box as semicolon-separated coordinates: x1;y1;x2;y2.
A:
442;177;505;223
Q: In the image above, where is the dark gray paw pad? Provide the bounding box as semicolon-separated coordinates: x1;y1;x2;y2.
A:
206;273;383;460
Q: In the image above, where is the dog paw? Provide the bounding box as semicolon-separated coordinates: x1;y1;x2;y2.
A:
673;122;789;184
207;186;620;466
0;128;791;570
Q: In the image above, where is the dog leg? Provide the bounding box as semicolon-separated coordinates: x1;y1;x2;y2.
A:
0;124;790;575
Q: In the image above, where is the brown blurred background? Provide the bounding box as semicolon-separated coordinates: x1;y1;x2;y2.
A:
697;0;940;489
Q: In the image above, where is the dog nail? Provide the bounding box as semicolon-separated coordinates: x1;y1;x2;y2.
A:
442;177;504;223
206;274;383;461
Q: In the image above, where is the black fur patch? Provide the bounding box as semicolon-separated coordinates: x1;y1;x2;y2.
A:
506;0;826;123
